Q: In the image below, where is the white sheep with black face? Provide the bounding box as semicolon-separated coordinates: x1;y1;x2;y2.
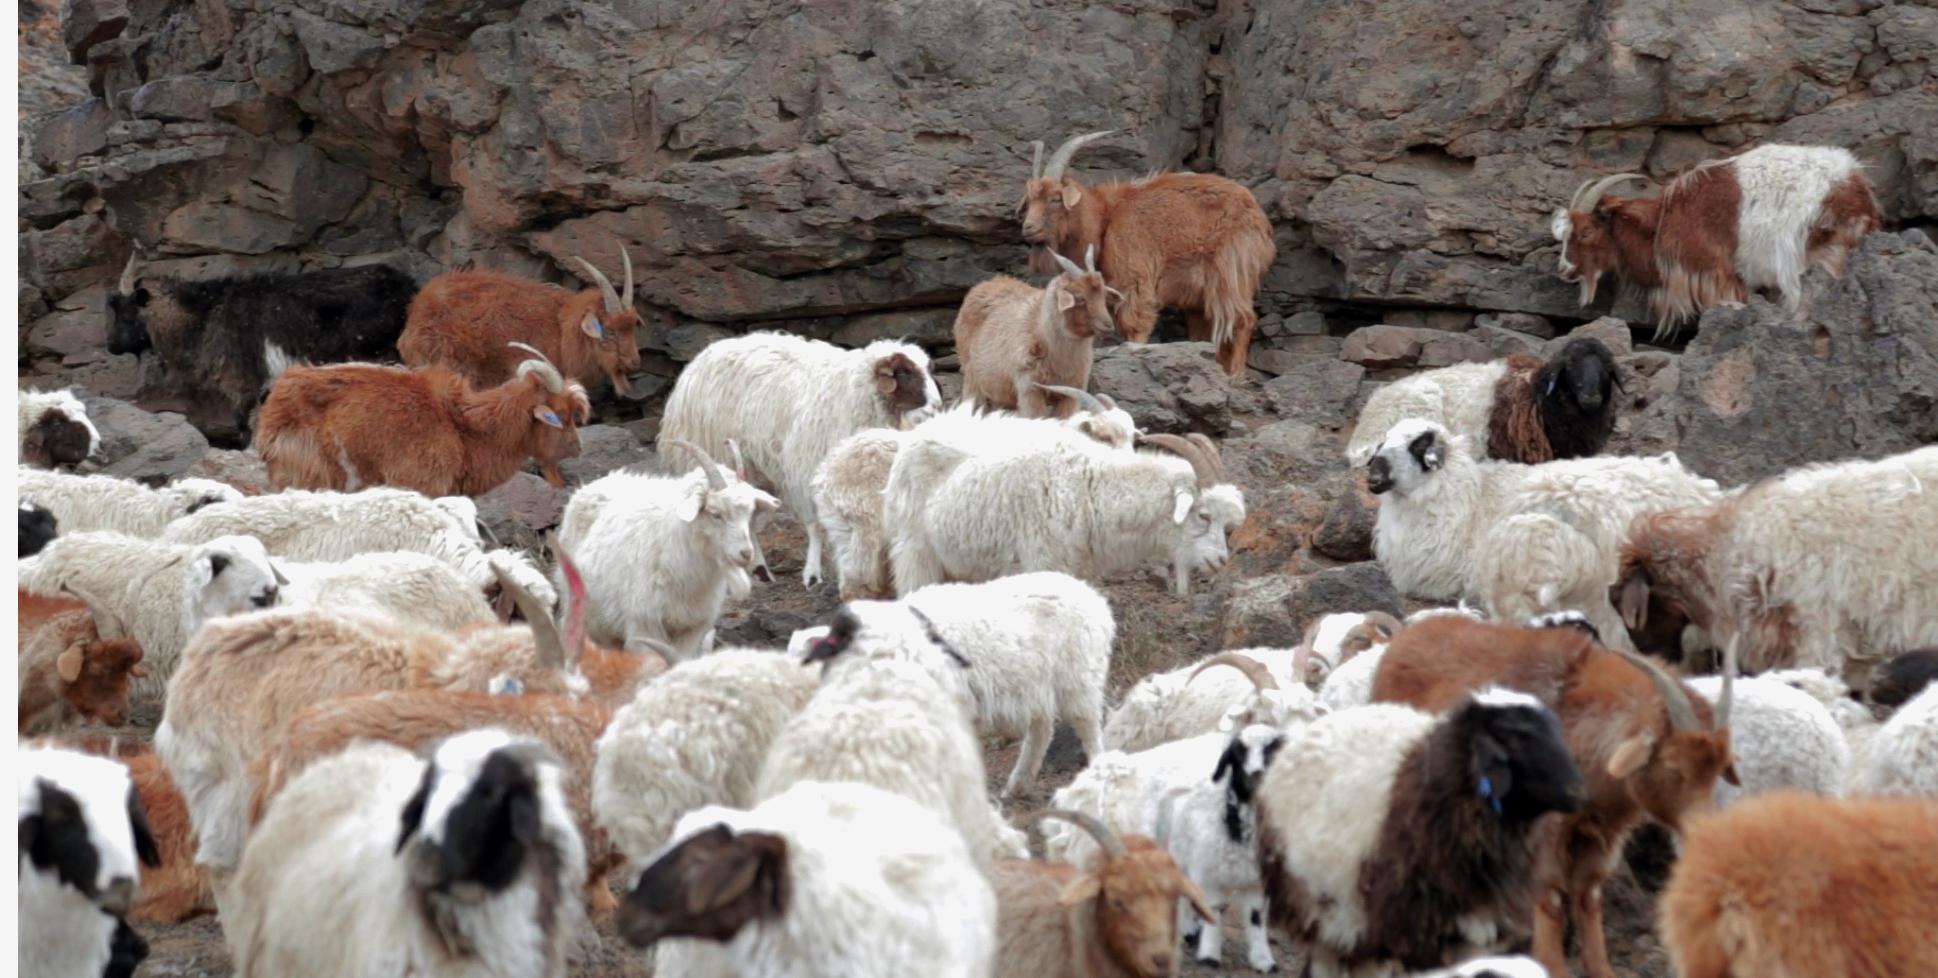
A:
19;746;161;978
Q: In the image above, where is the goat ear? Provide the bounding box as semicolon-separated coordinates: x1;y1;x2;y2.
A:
580;311;606;340
1179;877;1218;924
532;406;564;429
1057;874;1102;906
1607;731;1656;779
1057;288;1076;311
1617;573;1650;632
1172;492;1194;525
1060;178;1083;210
57;643;86;683
1721;756;1742;787
676;491;704;523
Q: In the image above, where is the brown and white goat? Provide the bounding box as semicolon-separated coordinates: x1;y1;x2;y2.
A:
955;246;1118;417
255;344;592;494
1019;131;1276;377
995;810;1215;978
400;248;643;395
1660;792;1938;978
1551;143;1882;340
1370;615;1737;978
17;588;147;733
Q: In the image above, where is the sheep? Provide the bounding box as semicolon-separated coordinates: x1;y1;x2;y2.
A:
17;588;146;732
227;730;587;978
401;249;643;396
658;331;943;586
1018;131;1276;376
257;345;592;494
35;737;215;925
1103;647;1332;754
1317;641;1388;712
106;256;417;438
18;746;162;978
1366;417;1722;648
1868;648;1938;708
615;780;998;978
1345;339;1618;466
1613;446;1938;679
19;387;100;469
1552;145;1884;340
836;572;1116;797
180;547;499;638
1684;674;1848;807
556;440;778;660
1659;792;1938;978
21;500;59;556
992;811;1217;978
1410;958;1551;978
763;607;1029;872
810;392;1135;601
1255;690;1587;975
1163;724;1288;972
17;468;243;537
1761;666;1883;794
1370;615;1736;978
955;246;1118;416
887;429;1245;597
1291;610;1406;689
1860;684;1938;797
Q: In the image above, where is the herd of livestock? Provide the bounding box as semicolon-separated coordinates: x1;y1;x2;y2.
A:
16;130;1937;978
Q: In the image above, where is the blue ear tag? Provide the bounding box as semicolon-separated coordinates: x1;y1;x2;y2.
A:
1546;376;1559;397
1479;775;1503;814
591;318;605;339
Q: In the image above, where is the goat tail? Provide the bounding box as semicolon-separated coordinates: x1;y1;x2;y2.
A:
1202;227;1276;349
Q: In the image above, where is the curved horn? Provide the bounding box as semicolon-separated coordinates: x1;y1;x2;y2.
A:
545;534;586;671
1050;249;1085;279
1030;140;1045;180
1184;433;1225;483
1095;392;1117;411
1139;433;1217;490
491;560;566;672
1360;611;1405;640
726;438;749;480
118;250;141;294
507;341;554;366
121;554;186;633
667;439;727;491
1568;173;1652;213
1612;647;1701;732
1036;383;1106;415
619;246;634;309
1084;243;1098;275
1042;130;1117;181
1031;809;1126;860
514;359;566;395
1717;634;1737;731
571;256;622;315
59;582;131;642
1188;652;1279;692
1154;785;1192;846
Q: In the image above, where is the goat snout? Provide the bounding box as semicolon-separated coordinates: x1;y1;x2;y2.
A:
734;548;756;568
253;587;278;609
1149;949;1176;975
98;877;137;915
1366;457;1394;494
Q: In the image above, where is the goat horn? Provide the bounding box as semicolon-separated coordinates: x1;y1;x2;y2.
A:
545;534;586;672
667;439;728;491
1612;647;1701;732
1184;433;1225;483
571;256;623;315
1030;140;1045;180
1031;809;1126;860
1050;249;1085;279
1084;243;1098;275
118;249;141;294
1037;384;1106;415
1361;611;1405;639
1095;392;1117;411
1188;652;1279;692
491;560;566;672
1717;633;1737;731
620;245;634;309
121;554;186;635
1139;433;1217;490
59;582;129;642
1568;173;1651;213
507;341;553;365
726;438;749;480
1042;130;1116;182
1154;786;1192;846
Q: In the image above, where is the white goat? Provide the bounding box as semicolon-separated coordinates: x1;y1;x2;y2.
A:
1164;725;1291;973
227;731;587;978
17;468;241;537
19;747;159;978
1103;649;1329;755
658;332;943;586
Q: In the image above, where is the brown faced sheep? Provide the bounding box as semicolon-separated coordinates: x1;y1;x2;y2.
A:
955;246;1118;418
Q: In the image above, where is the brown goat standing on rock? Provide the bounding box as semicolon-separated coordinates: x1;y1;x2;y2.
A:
1020;131;1276;377
400;248;643;395
256;344;591;495
1372;615;1738;978
955;245;1118;417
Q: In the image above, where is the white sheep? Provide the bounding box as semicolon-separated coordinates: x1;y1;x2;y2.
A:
592;648;822;874
887;427;1244;597
1684;675;1848;807
1860;685;1938;797
19;746;159;978
658;332;943;586
18;388;101;468
17;468;242;537
1347;361;1509;467
1366;417;1722;648
615;780;998;978
1163;724;1290;973
837;573;1116;797
227;730;587;978
1103;648;1329;754
1317;642;1390;712
556;442;777;660
1763;667;1883;793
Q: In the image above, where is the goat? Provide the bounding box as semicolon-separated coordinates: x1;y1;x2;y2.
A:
1550;144;1883;340
400;249;643;396
18;388;100;469
1370;615;1736;978
20;501;59;557
18;468;241;537
18;746;162;978
1659;792;1938;977
256;344;592;494
1256;690;1587;975
1346;338;1619;466
955;246;1117;416
107;256;416;437
1102;648;1331;755
1684;675;1847;808
17;588;146;732
1019;131;1275;376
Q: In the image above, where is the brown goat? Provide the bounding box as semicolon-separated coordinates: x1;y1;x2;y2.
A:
994;811;1215;978
256;346;591;494
1660;792;1938;978
1370;615;1737;978
1019;132;1276;377
400;250;643;395
17;588;147;732
955;246;1118;417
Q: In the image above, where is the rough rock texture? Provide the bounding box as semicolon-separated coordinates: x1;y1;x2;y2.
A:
1091;342;1233;436
557;424;654;486
78;390;211;485
1218;563;1405;650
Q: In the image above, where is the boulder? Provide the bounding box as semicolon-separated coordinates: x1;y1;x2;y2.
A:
559;424;655;486
1089;342;1232;436
78;391;211;486
1218;563;1405;650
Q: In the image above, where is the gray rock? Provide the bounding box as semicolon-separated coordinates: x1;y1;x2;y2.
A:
1090;343;1232;436
61;0;129;64
181;448;272;495
31;98;112;171
477;472;563;546
1546;316;1634;358
1263;359;1365;431
1218;563;1404;650
1342;325;1492;369
79;391;211;486
1313;484;1379;563
559;424;655;486
1474;323;1548;358
714;609;813;649
1479;312;1556;339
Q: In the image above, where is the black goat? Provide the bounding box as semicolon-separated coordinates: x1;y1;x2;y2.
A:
1486;337;1619;463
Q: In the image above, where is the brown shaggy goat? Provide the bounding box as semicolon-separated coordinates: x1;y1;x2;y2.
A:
400;250;643;396
1660;792;1938;978
955;246;1118;417
18;588;147;732
1371;615;1737;978
255;347;591;495
1019;132;1276;378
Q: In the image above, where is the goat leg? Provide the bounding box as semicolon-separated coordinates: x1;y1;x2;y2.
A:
1532;886;1573;978
1573;882;1619;978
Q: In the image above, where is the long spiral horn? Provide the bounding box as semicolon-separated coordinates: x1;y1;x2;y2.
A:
1188;652;1279;692
1030;809;1126;860
1042;130;1117;181
571;256;623;315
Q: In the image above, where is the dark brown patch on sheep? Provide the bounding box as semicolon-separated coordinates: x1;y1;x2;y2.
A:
23;409;94;468
615;823;790;949
1868;649;1938;708
1487;355;1554;464
874;352;930;416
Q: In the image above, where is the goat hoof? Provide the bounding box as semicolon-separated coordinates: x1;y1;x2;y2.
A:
1196;955;1220;966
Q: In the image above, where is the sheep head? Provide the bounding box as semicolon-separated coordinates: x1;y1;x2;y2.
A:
23;408;97;469
615;822;790;949
1036;810;1213;978
1293;611;1403;688
397;732;566;903
1365;418;1460;496
1611;508;1723;658
1606;645;1739;835
511;344;592;487
1020;131;1115;275
566;248;644;396
106;251;154;356
870;346;942;426
1048;245;1118;340
1550;174;1658;307
1540;337;1616;415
